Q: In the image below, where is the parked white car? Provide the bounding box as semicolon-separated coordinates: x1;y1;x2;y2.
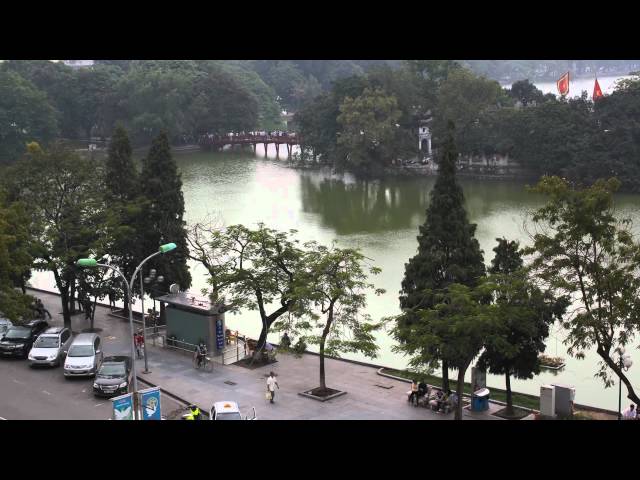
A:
209;401;257;420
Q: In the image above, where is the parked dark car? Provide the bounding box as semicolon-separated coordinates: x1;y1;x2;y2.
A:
0;319;49;359
93;356;132;397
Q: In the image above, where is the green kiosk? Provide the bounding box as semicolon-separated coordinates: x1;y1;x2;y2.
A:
156;291;226;356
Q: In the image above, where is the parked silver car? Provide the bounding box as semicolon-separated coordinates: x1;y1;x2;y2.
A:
28;327;73;367
63;333;103;377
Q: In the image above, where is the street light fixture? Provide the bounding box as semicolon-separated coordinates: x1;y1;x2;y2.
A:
616;346;633;420
77;242;177;420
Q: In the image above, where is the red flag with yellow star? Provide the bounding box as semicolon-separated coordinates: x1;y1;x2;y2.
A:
593;78;603;101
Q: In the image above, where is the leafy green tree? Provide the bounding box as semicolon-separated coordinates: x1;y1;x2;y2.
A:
189;69;258;135
478;238;569;416
1;60;80;139
396;123;485;391
103;126;144;314
395;282;495;420
404;60;461;113
6;143;109;328
525;176;640;405
115;67;193;143
434;68;503;146
0;70;59;164
336;87;403;174
0;192;35;321
187;222;304;357
509;79;546;106
140;132;192;312
75;65;124;140
277;243;384;393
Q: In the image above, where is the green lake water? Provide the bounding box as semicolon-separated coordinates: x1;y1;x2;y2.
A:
30;148;640;410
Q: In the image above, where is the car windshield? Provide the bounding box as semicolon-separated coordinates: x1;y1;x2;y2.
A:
216;412;242;420
4;328;30;339
34;336;59;348
98;363;126;376
68;345;94;357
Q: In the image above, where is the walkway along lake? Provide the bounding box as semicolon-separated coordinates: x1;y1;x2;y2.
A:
30;148;640;411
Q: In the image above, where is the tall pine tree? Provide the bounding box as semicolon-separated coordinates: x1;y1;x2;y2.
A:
396;121;485;390
477;238;568;417
140;132;191;315
104;125;143;314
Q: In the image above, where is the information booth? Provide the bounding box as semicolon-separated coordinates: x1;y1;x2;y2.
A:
155;292;226;356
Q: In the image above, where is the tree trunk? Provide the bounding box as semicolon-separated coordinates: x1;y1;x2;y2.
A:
505;370;514;416
69;280;77;314
442;360;450;392
455;368;466;420
60;287;71;330
90;299;97;331
599;348;640;406
254;303;291;357
319;336;327;391
52;269;72;330
319;307;334;392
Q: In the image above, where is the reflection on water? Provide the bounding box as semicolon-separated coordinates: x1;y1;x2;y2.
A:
299;174;431;234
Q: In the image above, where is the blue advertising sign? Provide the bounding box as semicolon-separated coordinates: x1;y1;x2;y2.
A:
216;318;224;350
111;393;134;420
139;387;162;420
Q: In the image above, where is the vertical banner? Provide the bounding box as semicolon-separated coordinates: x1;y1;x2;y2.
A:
557;71;570;96
111;392;134;420
216;318;224;351
139;387;162;420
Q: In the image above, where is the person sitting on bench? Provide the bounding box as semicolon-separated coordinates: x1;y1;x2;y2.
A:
407;380;419;405
417;381;428;406
429;390;444;411
448;391;459;412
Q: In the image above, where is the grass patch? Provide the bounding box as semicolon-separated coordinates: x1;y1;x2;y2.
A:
381;368;540;411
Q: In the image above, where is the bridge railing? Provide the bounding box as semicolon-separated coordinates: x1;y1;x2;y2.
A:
199;133;301;145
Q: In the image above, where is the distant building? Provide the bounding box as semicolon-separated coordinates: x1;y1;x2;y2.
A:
418;120;432;158
62;60;94;69
282;111;296;131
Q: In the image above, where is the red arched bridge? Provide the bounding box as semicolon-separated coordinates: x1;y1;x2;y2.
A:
199;132;302;159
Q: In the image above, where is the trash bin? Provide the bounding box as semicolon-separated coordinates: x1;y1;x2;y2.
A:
471;388;490;412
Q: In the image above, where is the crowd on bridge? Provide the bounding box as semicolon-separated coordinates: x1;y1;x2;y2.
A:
198;131;298;145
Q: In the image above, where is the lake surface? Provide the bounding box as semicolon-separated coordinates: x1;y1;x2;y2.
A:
30;148;640;411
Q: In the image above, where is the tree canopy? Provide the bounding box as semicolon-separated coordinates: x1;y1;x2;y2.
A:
525;176;640;406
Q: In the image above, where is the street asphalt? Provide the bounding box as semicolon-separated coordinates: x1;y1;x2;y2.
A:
0;293;185;420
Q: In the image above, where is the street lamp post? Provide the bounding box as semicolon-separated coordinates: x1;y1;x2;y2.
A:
616;346;633;420
77;242;176;420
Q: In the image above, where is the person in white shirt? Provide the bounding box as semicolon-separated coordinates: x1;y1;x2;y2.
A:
267;371;279;404
622;404;636;419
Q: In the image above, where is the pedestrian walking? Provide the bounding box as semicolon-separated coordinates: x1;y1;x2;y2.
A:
266;371;279;404
623;404;636;419
108;290;116;311
35;298;52;319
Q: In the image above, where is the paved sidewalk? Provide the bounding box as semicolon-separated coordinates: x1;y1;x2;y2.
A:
31;288;505;420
